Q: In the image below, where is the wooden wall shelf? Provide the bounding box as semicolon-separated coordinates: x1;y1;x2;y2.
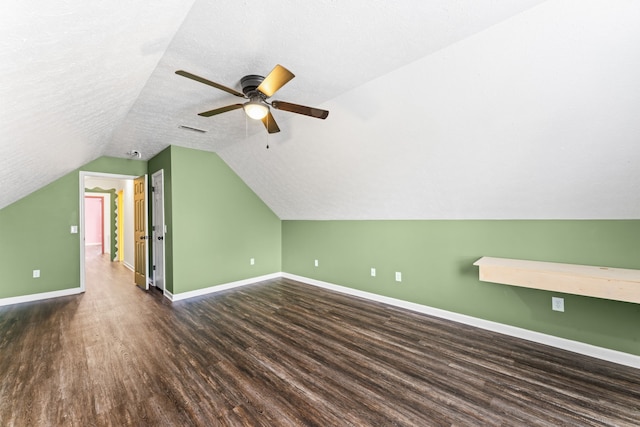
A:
473;257;640;304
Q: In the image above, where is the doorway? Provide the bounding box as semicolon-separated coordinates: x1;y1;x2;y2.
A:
79;172;143;293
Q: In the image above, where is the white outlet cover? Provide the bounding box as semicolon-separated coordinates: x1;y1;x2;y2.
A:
371;268;376;277
33;269;40;278
395;272;402;282
552;297;565;312
250;258;255;265
70;225;78;234
314;259;319;267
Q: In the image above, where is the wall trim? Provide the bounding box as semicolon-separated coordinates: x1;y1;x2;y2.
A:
0;287;83;307
169;272;283;302
282;273;640;370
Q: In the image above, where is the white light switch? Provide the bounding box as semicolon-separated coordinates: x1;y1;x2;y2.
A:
314;259;319;267
70;225;78;234
33;270;40;278
371;268;376;277
395;272;402;282
250;258;255;265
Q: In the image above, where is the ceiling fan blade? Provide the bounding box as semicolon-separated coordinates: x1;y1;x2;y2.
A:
257;65;295;97
176;70;245;98
261;111;280;133
271;100;329;119
198;104;243;117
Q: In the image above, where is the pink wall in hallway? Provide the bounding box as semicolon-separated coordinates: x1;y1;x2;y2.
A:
85;197;103;250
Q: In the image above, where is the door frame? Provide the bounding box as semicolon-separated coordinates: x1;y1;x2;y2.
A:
151;169;166;296
79;171;144;292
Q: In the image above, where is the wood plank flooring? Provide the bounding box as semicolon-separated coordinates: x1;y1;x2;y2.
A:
1;248;639;426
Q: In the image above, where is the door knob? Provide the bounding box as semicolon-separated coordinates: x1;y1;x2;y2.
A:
157;236;164;241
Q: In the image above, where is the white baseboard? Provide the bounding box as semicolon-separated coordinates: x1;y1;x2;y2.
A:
169;272;283;302
123;261;134;272
282;273;640;370
0;287;83;307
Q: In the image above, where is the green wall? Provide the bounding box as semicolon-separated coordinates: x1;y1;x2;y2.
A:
0;148;281;301
150;146;281;295
0;157;147;299
282;220;640;355
2;148;638;358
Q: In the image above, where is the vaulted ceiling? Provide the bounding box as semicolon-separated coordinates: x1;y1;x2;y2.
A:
3;1;640;219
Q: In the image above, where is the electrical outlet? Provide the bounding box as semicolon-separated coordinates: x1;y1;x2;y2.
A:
250;258;255;265
314;259;319;267
395;272;402;282
371;268;376;277
33;269;40;278
552;297;564;312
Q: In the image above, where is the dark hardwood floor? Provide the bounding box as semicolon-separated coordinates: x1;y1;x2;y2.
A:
1;247;639;426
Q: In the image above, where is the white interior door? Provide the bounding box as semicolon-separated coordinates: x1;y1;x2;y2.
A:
152;170;165;292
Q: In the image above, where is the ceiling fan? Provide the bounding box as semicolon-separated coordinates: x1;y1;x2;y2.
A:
175;64;329;134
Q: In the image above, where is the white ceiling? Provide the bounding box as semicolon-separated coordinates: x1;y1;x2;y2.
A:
2;1;640;219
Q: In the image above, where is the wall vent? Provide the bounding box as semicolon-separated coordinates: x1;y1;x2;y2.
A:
178;125;207;133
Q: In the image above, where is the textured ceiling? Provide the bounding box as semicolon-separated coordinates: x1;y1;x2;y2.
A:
3;1;640;219
0;0;193;209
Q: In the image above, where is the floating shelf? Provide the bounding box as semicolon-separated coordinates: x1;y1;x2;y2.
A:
473;257;640;304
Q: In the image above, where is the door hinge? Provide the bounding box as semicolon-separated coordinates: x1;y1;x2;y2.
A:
153;265;156;271
151;186;155;192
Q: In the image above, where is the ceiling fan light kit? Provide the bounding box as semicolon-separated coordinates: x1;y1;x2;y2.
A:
243;99;269;120
175;64;328;134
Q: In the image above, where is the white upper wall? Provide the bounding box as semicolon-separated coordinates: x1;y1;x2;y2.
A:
219;0;640;219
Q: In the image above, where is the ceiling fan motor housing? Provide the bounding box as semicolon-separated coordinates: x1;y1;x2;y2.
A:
241;75;266;98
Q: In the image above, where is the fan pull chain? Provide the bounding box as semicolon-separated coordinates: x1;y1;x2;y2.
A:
266;114;270;149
